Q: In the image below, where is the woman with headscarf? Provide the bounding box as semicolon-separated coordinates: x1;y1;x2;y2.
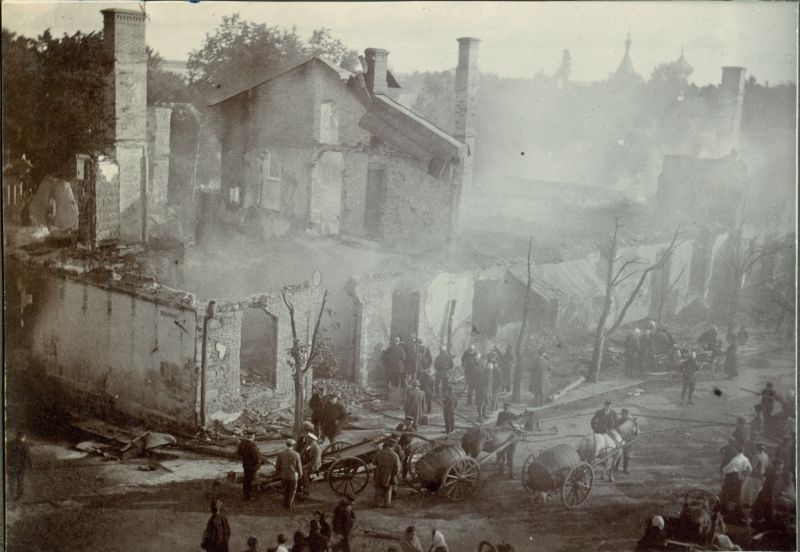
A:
399;526;423;552
635;515;667;552
429;528;449;552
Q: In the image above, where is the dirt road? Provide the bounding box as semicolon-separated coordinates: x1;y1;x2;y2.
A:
5;335;794;552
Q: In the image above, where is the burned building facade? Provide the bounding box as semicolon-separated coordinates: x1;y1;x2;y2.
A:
207;45;471;253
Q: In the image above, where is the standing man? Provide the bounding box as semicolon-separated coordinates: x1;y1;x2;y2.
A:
724;333;739;379
591;401;618;434
332;495;355;552
493;344;514;393
475;361;491;421
373;441;401;508
624;329;641;378
616;408;634;475
679;350;699;405
403;382;426;427
442;384;458;434
760;382;777;420
461;345;479;406
7;431;32;501
419;366;435;415
395;416;417;481
297;422;322;499
321;395;347;445
275;439;302;509
236;434;262;501
309;386;325;436
404;336;418;385
721;445;751;519
433;346;453;398
732;416;749;450
495;402;517;478
382;337;407;388
415;338;432;384
698;325;719;352
532;349;551;408
201;498;231;552
750;404;765;446
640;329;656;374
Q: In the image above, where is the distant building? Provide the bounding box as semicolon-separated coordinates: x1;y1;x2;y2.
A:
609;33;644;87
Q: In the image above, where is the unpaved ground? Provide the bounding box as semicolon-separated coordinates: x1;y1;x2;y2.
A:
5;331;795;551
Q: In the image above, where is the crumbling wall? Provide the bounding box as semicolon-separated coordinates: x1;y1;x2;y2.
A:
199;303;243;417
15;262;200;427
147;106;171;212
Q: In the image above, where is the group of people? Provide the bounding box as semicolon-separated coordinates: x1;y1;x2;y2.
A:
389;526;449;552
718;383;796;528
381;336;435;389
623;321;674;377
202;499;354;552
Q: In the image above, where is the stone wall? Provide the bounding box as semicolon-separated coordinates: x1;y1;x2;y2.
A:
147;106;171;212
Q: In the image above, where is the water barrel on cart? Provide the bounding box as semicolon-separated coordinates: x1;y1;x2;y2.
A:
527;444;581;492
415;445;466;490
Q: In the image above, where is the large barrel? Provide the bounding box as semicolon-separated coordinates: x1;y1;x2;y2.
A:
526;444;581;492
415;445;467;487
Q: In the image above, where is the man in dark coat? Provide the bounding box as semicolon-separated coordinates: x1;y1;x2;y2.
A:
591;401;617;434
433;346;453;398
275;439;303;509
321;395;347;444
639;330;656;374
475;362;491;421
724;334;738;378
403;382;426;426
531;349;551;407
624;329;641;378
296;422;322;498
402;336;416;384
731;416;749;450
698;325;720;352
493;344;514;393
680;351;699;405
495;402;517;478
201;498;231;552
419;367;435;415
7;431;32;501
737;325;749;347
414;338;432;382
753;459;785;526
373;441;401;507
332;496;355;552
461;345;479;405
382;337;407;388
308;386;325;435
236;434;261;501
394;416;417;481
761;382;777;420
442;384;458;434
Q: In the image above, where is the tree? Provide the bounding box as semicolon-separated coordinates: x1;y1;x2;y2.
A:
411;71;455;133
588;219;680;383
512;237;533;402
187;14;356;95
724;220;788;334
282;289;328;439
655;262;687;326
147;47;192;105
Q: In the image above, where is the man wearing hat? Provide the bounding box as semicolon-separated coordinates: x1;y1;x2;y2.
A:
591;400;618;434
731;416;750;450
679;350;699;405
395;416;417;481
236;433;262;501
495;402;518;478
434;346;453;398
382;336;407;388
309;386;325;436
615;408;633;474
296;421;322;498
531;348;551;408
275;438;303;509
403;381;426;427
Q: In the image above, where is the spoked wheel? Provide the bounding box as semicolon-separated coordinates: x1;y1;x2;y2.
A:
441;456;480;501
327;457;369;497
685;488;721;513
561;462;593;509
322;440;353;463
520;454;537;493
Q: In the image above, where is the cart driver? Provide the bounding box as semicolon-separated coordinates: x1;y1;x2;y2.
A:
591;400;618;434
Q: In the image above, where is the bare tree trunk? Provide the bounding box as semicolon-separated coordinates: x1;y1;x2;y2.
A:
512;237;533;402
589;220;620;383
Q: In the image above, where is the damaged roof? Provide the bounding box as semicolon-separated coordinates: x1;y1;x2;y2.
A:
507;255;605;302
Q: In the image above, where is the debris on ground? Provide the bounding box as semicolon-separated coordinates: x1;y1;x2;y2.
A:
120;431;176;460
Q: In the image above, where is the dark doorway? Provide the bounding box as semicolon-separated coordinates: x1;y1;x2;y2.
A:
471;280;499;338
364;166;386;238
391;291;420;342
240;307;278;388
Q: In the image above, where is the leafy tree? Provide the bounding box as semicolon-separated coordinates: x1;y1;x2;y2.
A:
147;47;192;105
307;28;359;71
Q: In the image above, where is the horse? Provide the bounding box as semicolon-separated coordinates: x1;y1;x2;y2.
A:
576;417;639;482
461;409;534;458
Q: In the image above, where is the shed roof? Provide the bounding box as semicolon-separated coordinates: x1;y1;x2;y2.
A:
508;256;605;302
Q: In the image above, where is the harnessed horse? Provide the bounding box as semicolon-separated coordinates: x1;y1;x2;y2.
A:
461;410;534;458
577;417;639;481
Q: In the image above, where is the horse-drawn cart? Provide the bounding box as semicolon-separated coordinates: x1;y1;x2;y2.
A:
520;444;595;508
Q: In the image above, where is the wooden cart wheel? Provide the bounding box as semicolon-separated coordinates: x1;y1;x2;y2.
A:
441;456;480;502
520;454;536;493
685;488;721;513
561;462;593;509
327;457;369;497
322;440;353;463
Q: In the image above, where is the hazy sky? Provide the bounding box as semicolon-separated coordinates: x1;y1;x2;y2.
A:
3;1;797;85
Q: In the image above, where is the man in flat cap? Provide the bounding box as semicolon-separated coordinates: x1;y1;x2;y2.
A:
296;421;322;499
591;400;618;434
275;438;302;509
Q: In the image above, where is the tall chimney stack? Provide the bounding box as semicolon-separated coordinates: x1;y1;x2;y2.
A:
455;37;480;190
364;48;390;95
102;8;147;242
717;66;746;153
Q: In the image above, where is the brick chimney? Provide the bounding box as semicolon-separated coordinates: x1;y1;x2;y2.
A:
717;66;746;153
455;37;480;190
102;8;147;242
364;48;389;95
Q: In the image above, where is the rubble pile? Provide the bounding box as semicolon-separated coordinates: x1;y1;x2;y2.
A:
317;378;381;405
